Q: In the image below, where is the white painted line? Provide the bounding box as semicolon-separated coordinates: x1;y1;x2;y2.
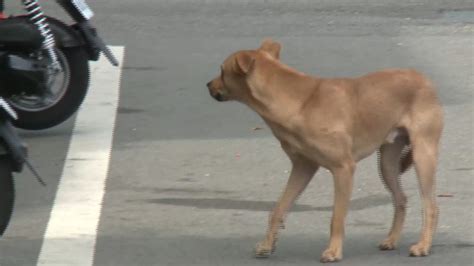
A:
37;46;125;266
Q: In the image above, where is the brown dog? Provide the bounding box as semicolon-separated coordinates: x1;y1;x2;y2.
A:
206;39;443;262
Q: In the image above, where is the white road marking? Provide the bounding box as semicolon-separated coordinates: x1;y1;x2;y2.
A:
37;46;125;266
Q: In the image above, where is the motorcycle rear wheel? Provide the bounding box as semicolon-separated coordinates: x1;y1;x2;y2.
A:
10;47;90;130
0;155;14;236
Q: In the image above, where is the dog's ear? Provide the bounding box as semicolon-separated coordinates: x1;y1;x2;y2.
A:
258;39;281;59
235;51;255;75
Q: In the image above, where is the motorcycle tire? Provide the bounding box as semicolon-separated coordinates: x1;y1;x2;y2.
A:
12;47;90;130
0;155;14;236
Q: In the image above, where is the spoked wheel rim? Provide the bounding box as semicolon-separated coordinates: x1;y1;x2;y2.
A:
9;49;71;112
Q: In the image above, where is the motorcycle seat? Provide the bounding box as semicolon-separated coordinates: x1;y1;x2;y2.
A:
0;18;44;50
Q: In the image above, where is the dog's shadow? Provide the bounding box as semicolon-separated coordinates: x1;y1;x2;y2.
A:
145;194;392;212
138;196;474;265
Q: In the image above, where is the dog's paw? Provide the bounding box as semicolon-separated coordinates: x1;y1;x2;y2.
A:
379;238;397;250
255;241;275;258
409;242;430;257
320;248;342;263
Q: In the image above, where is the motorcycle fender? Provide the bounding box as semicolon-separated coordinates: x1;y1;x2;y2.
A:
13;16;85;48
46;17;85;48
48;17;100;60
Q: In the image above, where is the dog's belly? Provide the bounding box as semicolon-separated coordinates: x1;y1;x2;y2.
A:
353;145;378;162
269;118;408;166
274;130;353;167
353;128;407;161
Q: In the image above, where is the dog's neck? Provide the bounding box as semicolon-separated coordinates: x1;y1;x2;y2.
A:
243;56;319;126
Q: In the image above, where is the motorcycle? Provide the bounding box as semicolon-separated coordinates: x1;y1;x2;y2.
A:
0;97;43;235
0;0;118;130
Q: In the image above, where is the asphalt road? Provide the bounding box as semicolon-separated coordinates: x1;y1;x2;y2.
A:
0;0;473;265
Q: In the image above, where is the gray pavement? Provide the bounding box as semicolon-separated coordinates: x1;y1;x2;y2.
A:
0;0;473;265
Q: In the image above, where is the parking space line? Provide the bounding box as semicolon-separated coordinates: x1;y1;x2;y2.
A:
37;46;125;266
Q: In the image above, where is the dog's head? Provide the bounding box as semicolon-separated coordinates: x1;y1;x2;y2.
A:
206;39;281;102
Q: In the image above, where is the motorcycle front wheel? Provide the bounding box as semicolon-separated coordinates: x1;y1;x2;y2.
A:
0;155;14;236
10;47;90;130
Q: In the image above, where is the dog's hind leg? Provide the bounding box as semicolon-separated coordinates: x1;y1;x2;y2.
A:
406;103;443;256
409;134;441;256
255;155;318;258
378;137;409;250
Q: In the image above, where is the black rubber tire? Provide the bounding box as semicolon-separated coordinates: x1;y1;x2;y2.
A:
12;47;90;130
0;155;14;236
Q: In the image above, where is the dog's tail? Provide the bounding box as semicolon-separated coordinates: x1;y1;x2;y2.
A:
400;146;413;174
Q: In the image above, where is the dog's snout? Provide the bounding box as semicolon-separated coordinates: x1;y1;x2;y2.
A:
214;93;224;102
207;78;227;101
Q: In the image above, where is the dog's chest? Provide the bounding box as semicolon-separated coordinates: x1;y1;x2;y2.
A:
267;122;315;156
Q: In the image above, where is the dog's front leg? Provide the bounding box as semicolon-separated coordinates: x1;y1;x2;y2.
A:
255;155;318;258
321;161;355;263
